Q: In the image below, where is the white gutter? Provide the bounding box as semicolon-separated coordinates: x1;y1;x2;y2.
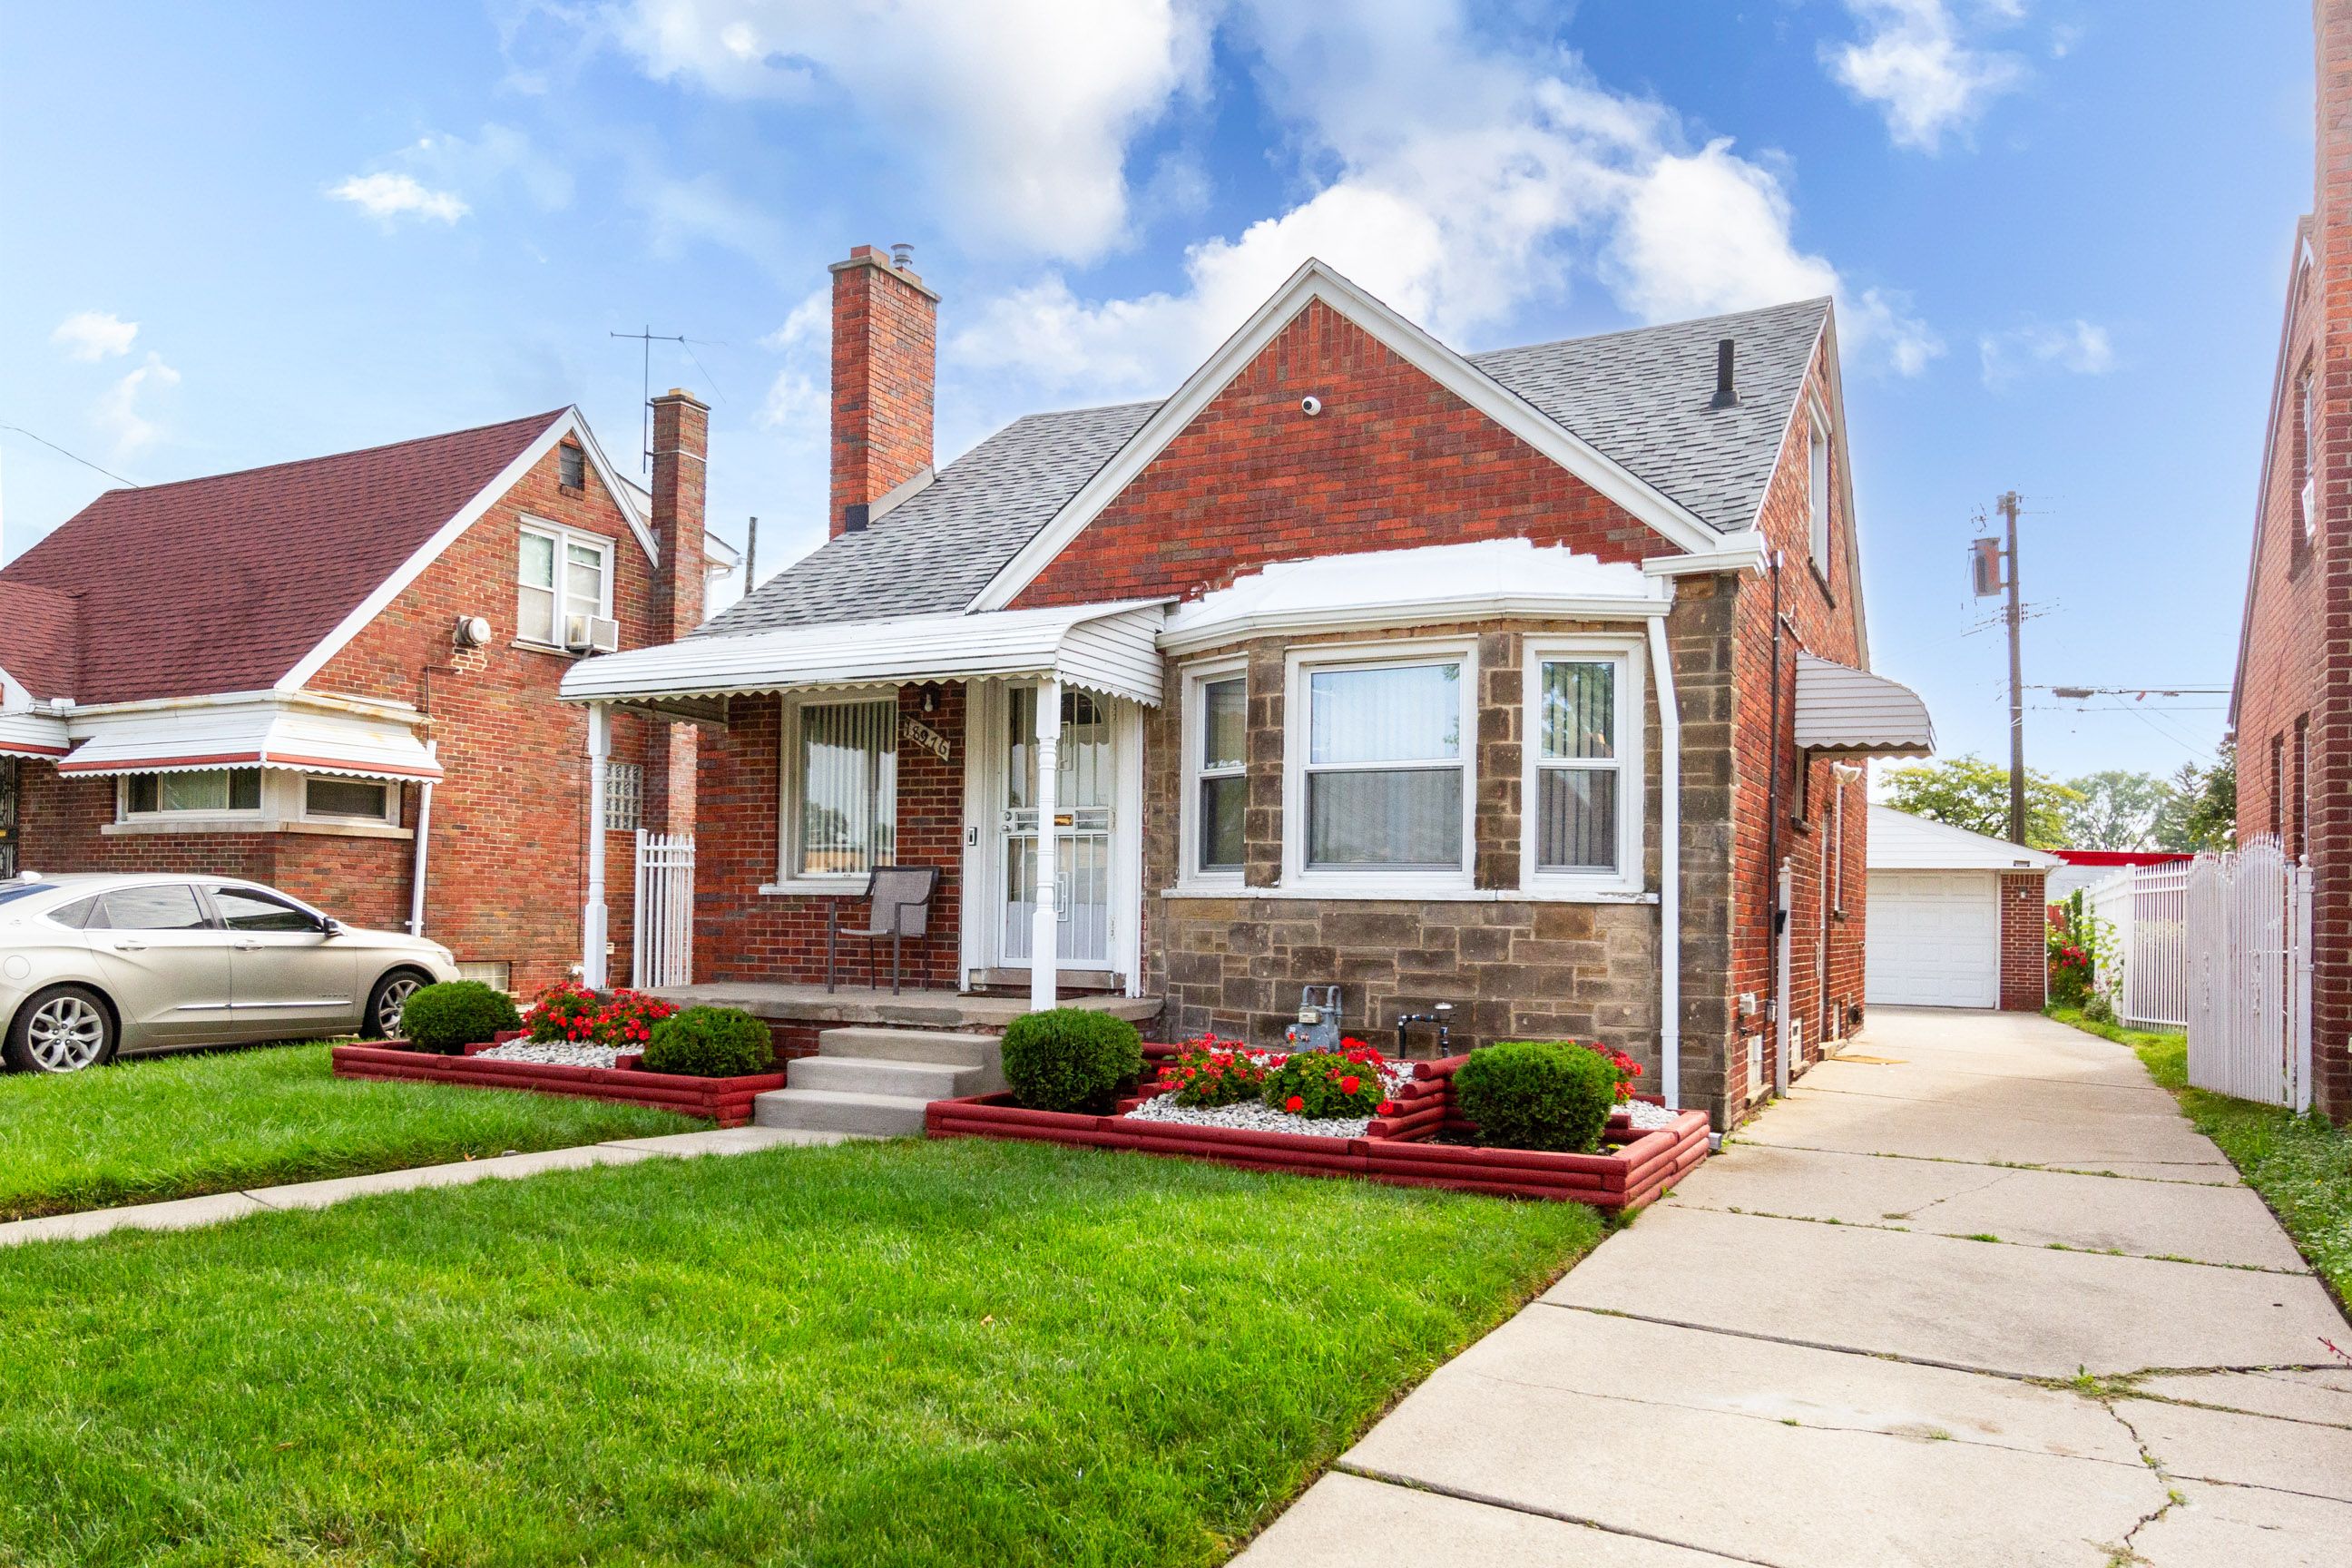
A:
407;741;436;937
1645;615;1681;1112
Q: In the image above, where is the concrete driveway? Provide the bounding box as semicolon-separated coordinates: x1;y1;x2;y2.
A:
1235;1008;2352;1567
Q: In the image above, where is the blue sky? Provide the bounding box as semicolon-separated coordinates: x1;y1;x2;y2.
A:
0;2;2311;782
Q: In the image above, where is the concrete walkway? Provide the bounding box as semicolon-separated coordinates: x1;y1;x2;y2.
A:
0;1124;851;1248
1237;1008;2352;1567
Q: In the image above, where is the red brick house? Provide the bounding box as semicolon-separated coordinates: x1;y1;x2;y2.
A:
0;396;720;995
569;247;1933;1128
2229;1;2352;1120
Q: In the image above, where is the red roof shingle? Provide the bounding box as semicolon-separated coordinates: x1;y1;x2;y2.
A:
0;581;82;701
0;411;564;705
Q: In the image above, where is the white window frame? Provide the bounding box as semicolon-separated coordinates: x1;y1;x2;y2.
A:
769;687;900;892
299;774;400;827
1282;637;1477;897
516;517;615;652
1178;658;1249;889
118;768;266;823
1807;398;1833;571
1520;636;1646;897
2300;360;2319;543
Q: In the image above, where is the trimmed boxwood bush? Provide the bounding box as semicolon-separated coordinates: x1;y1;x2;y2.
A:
400;981;523;1055
642;1006;775;1078
1452;1040;1619;1153
1001;1008;1142;1113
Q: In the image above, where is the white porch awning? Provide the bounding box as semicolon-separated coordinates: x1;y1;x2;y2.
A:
561;600;1172;713
1794;652;1935;758
56;703;442;780
0;710;70;760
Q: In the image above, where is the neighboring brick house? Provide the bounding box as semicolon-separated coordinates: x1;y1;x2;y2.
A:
0;397;722;996
570;246;1934;1129
2230;1;2352;1120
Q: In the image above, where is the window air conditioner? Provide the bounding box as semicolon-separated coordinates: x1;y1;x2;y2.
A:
563;613;622;654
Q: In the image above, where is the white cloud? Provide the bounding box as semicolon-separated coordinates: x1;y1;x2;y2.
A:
954;7;1938;405
50;311;138;362
1826;0;2025;153
1978;318;2112;387
94;352;181;457
328;171;470;225
612;0;1209;263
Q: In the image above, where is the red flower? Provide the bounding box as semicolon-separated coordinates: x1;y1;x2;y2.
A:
1339;1075;1360;1095
1377;1100;1396;1116
1284;1094;1304;1113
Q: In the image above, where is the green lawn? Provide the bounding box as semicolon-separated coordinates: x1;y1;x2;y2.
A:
2050;1005;2352;1298
0;1137;1599;1567
0;1044;697;1222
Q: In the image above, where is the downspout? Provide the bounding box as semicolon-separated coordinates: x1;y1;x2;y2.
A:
407;740;437;937
1764;551;1787;1097
583;702;610;988
1645;613;1681;1112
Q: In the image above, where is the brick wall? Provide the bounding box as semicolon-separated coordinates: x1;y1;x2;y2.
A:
695;681;965;990
1999;870;2050;1011
828;248;938;538
16;432;692;1001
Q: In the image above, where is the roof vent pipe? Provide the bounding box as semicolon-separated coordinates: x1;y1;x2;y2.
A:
1710;338;1740;408
891;242;915;270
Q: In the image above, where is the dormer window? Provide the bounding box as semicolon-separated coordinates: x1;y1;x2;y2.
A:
1807;401;1832;569
558;442;585;491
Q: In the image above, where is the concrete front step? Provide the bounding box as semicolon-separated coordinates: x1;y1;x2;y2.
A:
817;1026;999;1067
786;1054;984;1100
752;1089;930;1138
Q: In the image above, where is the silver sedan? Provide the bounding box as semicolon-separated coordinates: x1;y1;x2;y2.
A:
0;873;461;1073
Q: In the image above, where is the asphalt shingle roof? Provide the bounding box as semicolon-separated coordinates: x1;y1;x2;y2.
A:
0;411;561;704
710;297;1830;635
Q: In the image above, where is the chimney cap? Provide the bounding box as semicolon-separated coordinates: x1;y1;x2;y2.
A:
891;242;915;270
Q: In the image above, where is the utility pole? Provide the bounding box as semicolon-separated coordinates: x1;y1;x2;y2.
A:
2000;490;2026;846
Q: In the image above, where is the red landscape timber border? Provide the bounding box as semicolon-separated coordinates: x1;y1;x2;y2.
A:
329;1042;787;1128
927;1070;1710;1212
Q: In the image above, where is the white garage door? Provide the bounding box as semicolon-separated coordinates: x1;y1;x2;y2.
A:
1867;870;2000;1009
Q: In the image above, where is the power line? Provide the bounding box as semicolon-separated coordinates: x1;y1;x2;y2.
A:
0;424;140;487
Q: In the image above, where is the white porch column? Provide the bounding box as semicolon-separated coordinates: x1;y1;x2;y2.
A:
583;701;611;989
1029;678;1062;1012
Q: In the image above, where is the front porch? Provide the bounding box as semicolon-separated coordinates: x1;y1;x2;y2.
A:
650;981;1161;1034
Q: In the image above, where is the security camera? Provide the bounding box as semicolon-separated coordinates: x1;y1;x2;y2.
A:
1300;395;1323;416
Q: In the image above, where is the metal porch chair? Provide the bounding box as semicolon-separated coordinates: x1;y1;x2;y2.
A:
826;865;941;995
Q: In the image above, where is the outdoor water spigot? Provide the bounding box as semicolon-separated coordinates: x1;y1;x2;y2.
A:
1394;1002;1454;1061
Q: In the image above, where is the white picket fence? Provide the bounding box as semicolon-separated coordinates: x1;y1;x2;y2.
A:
2184;837;2312;1112
2082;860;2191;1030
632;831;696;990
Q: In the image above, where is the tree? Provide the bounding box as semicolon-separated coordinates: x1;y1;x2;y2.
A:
1881;754;2081;849
2153;740;2236;852
2063;770;2179;851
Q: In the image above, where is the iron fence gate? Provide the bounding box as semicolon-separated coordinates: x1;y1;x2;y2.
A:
632;831;695;990
2185;837;2312;1112
2082;860;2191;1030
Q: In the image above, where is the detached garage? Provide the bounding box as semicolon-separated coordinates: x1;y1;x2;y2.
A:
1866;807;2059;1012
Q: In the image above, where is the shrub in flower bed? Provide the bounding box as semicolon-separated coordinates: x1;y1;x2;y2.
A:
1003;1008;1144;1113
642;1006;775;1078
1260;1040;1389;1119
1156;1036;1269;1108
1452;1040;1619;1153
399;982;523;1054
526;981;680;1050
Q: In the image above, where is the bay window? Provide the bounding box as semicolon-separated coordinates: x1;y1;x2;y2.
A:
1184;666;1247;879
1286;645;1473;885
1523;639;1642;892
124;768;262;818
782;694;897;881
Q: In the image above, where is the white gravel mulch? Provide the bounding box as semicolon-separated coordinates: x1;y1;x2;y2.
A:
1620;1098;1680;1132
473;1040;622;1070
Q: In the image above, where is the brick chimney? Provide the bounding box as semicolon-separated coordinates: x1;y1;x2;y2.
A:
828;244;938;538
649;387;708;836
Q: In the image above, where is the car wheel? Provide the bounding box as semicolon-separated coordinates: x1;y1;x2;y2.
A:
5;985;117;1073
363;969;429;1039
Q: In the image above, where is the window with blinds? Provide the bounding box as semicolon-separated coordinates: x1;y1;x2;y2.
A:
1194;674;1246;875
1534;658;1621;872
1301;660;1465;869
796;698;897;877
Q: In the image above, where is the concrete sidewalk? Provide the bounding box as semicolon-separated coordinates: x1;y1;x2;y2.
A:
1236;1008;2352;1567
0;1124;853;1248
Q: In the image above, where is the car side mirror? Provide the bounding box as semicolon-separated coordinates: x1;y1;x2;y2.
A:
320;917;344;937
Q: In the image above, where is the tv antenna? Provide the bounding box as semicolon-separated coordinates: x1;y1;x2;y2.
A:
610;326;687;473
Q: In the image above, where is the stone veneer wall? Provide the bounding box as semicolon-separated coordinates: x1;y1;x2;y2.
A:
1144;617;1673;1066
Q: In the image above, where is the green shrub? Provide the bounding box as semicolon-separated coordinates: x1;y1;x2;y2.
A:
2082;989;2117;1025
1452;1041;1619;1153
400;982;522;1054
642;1007;776;1078
1261;1047;1388;1119
1001;1008;1143;1113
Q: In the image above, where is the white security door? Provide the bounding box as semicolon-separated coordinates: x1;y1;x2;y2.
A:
1000;686;1114;968
1866;870;2001;1009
